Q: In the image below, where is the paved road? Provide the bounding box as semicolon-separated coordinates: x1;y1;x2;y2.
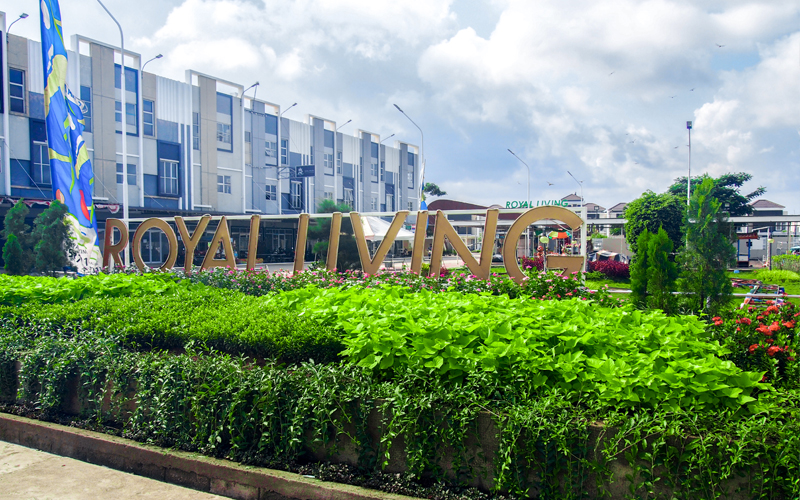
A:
0;441;228;500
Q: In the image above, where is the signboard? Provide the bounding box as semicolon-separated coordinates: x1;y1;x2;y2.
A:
103;206;586;284
295;165;315;177
737;232;759;240
505;200;569;209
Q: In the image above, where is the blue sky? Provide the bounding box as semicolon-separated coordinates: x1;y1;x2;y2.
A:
4;0;799;212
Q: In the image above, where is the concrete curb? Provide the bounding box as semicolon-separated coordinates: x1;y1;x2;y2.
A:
0;413;420;500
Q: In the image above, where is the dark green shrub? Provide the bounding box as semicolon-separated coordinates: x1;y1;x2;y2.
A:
629;229;651;308
646;227;678;313
2;234;25;275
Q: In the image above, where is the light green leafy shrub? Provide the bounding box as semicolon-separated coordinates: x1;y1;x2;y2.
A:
267;286;764;410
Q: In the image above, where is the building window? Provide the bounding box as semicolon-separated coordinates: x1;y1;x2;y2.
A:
217;123;232;145
371;196;378;210
324;153;334;173
290;180;302;209
380;161;385;182
32;142;50;185
143;100;155;136
217;175;232;194
344;188;354;208
216;93;233;151
370;158;378;178
159;160;179;196
407;168;414;189
116;163;137;185
9;69;25;114
192;112;200;150
386;194;393;212
265;184;277;200
281;139;288;165
408;201;414;211
408;151;415;166
324;191;333;201
245;131;251;143
115;101;137;127
336;151;342;173
79;86;92;132
265;141;277;158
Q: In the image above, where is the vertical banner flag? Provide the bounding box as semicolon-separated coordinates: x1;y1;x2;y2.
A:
40;0;102;272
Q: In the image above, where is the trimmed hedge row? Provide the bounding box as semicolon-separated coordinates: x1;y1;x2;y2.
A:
0;286;341;363
0;273;184;306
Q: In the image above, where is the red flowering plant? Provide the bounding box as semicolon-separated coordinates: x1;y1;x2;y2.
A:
708;301;800;388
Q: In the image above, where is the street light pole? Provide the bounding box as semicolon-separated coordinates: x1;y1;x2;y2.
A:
687;121;692;205
393;104;424;209
3;13;30;195
508;149;531;257
96;0;129;267
6;12;28;35
276;103;297;215
566;170;583;207
240;82;259;213
137;54;162;207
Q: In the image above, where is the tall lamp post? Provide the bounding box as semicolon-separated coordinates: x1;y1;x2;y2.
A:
686;120;692;205
508;149;531;257
137;54;162;207
240;82;259;213
393;104;424;209
276;103;297;215
566;170;583;207
3;13;29;196
95;0;130;267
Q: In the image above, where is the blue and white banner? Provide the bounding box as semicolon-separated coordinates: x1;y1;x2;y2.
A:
40;0;101;272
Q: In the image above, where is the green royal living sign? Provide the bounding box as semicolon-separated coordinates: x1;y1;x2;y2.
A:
505;200;569;209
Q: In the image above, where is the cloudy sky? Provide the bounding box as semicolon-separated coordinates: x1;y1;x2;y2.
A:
4;0;799;212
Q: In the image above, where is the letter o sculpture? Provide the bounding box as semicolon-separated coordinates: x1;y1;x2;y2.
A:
132;218;179;272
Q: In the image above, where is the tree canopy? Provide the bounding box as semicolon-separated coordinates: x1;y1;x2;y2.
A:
667;172;765;216
422;183;447;197
624;191;684;254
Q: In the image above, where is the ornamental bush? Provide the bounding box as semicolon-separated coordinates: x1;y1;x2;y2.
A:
587;260;630;280
709;301;800;389
772;254;800;273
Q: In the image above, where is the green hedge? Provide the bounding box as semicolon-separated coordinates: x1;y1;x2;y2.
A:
0;273;185;306
773;254;800;273
0;287;342;363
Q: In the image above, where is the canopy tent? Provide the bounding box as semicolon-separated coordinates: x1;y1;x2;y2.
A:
359;216;415;241
548;231;571;240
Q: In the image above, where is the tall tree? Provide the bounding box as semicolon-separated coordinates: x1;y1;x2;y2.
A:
647;226;678;314
677;178;735;314
1;200;34;273
629;229;651;308
32;201;77;275
308;199;361;271
668;172;765;216
624;191;684;254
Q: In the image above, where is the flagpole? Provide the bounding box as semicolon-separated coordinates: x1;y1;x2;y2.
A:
96;0;129;267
